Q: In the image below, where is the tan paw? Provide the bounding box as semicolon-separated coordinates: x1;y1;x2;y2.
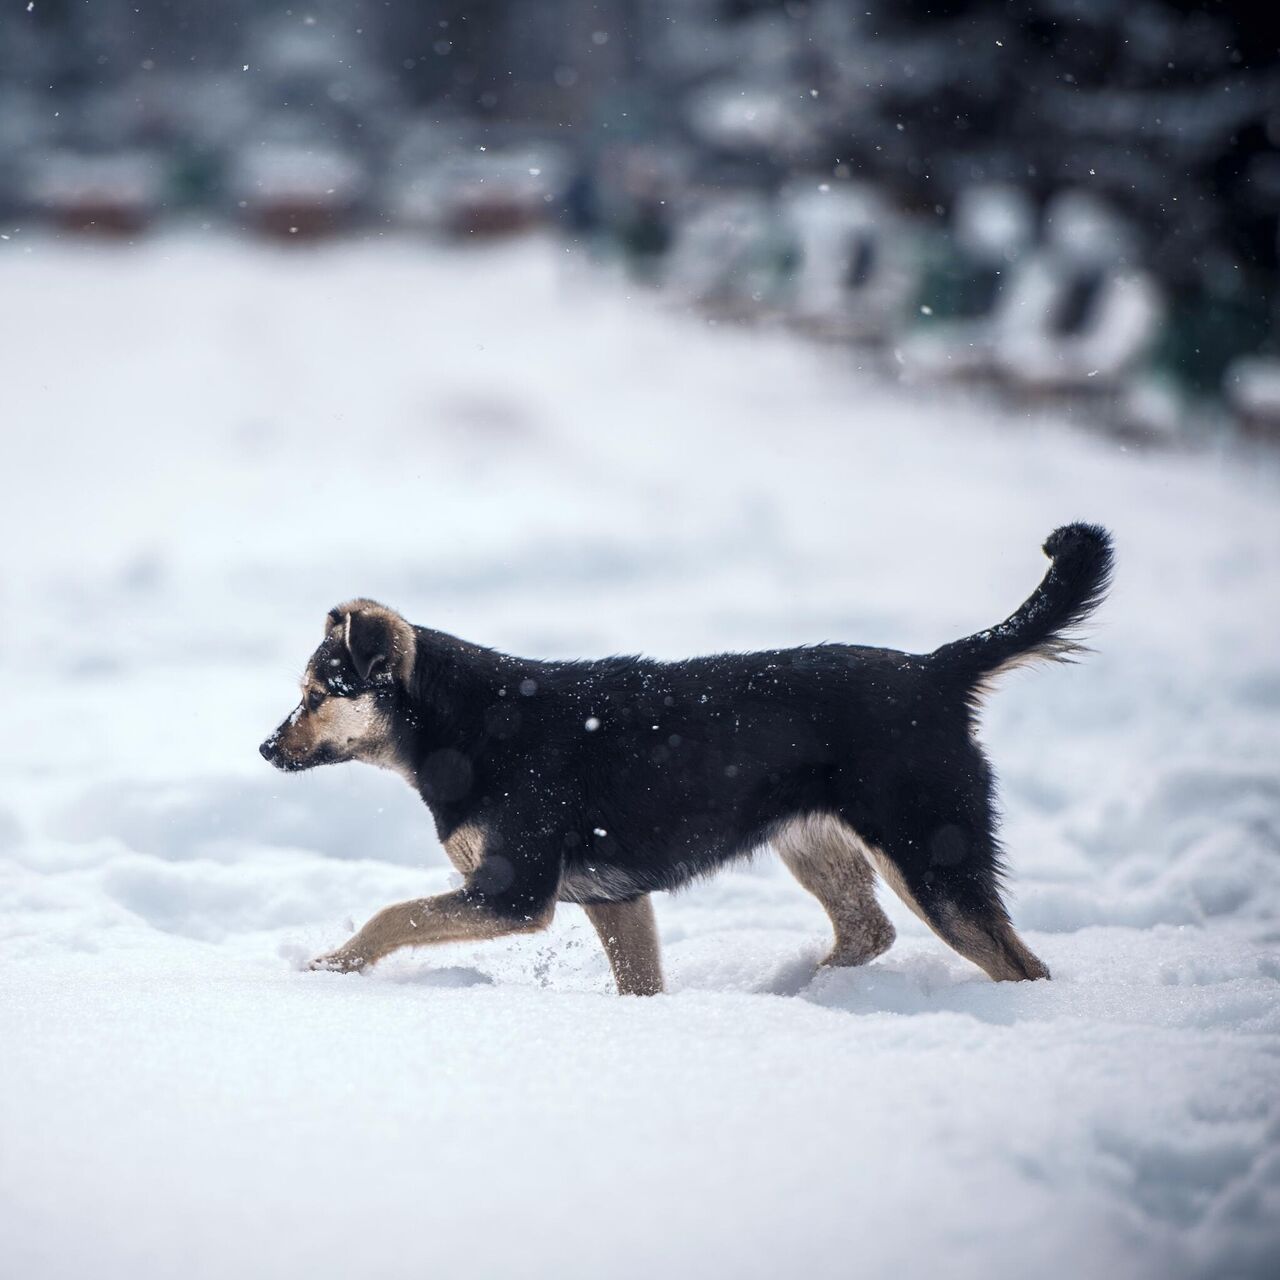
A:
309;948;368;974
823;924;896;968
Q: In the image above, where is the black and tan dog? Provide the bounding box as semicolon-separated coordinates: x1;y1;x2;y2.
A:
261;524;1112;995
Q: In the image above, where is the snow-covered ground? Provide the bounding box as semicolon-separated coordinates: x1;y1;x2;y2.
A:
2;232;1278;1280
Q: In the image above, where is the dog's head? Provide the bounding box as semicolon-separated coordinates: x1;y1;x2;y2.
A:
259;599;417;773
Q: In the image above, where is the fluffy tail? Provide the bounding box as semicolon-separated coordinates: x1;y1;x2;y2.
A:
929;523;1114;692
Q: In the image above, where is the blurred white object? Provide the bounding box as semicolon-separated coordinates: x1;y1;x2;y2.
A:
1044;188;1139;270
29;151;165;234
1225;354;1280;437
229;138;366;238
232;143;364;204
903;189;1162;393
781;182;919;342
388;145;567;238
687;79;817;161
664;193;789;315
1114;373;1187;443
953;183;1036;263
995;261;1164;391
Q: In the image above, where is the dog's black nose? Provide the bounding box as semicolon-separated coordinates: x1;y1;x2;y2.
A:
259;740;275;761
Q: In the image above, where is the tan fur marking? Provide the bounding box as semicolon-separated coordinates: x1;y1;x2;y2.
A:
443;824;486;875
583;896;665;996
311;889;554;973
267;689;413;779
863;844;932;927
310;692;382;744
773;814;896;966
274;691;388;762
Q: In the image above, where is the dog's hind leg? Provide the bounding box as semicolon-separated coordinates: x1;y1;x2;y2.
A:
774;815;896;967
860;796;1049;982
930;897;1048;982
880;862;1049;981
583;896;664;996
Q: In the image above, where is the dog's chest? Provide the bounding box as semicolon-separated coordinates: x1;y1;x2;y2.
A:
443;824;486;875
558;862;653;905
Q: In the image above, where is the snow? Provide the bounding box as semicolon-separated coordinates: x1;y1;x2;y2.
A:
2;232;1278;1280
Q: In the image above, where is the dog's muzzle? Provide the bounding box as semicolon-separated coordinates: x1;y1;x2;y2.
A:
259;732;299;770
260;731;330;772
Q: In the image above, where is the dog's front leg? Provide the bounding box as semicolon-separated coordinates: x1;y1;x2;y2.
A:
583;896;664;995
310;884;554;973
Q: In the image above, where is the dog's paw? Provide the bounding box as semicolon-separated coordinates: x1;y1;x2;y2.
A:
309;949;368;974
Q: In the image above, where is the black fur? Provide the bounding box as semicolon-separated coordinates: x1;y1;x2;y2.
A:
267;525;1112;969
930;522;1115;691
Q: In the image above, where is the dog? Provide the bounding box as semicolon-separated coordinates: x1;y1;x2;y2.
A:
260;523;1112;995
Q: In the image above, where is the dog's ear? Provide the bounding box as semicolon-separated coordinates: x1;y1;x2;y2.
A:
344;610;392;682
328;600;417;684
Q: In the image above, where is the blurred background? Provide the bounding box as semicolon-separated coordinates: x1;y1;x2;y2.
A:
2;0;1278;442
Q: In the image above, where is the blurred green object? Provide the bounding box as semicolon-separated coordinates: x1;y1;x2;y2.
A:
619;200;672;280
1153;284;1275;399
169;145;224;210
913;236;1004;324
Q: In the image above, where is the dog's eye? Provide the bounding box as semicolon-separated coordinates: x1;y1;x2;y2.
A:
306;689;326;712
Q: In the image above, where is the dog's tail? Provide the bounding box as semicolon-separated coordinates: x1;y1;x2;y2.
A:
928;523;1114;698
